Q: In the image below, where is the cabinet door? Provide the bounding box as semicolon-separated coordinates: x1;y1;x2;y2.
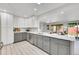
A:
29;34;34;44
1;13;14;45
28;33;31;43
33;34;37;46
14;33;18;43
18;33;23;42
26;33;30;42
1;13;7;27
25;18;33;27
14;33;22;43
50;38;58;55
32;34;35;45
1;27;7;44
22;33;27;41
7;27;14;44
42;36;50;53
58;39;70;55
17;17;25;27
58;44;70;55
37;35;43;49
7;14;13;27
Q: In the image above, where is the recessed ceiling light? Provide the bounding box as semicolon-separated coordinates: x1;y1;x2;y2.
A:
34;8;37;11
37;3;41;5
0;9;7;12
60;11;64;14
23;15;27;17
3;10;7;12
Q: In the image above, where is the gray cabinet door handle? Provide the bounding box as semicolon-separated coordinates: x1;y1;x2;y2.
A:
0;42;3;49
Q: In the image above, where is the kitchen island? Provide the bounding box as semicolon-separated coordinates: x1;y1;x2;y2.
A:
14;31;79;55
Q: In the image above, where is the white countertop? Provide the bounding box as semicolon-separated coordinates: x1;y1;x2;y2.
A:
14;31;76;41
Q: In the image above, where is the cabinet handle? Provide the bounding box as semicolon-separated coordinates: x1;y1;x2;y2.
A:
0;42;3;49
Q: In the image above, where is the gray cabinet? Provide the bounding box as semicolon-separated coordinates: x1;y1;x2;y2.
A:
14;33;27;43
37;35;43;49
50;38;58;55
42;36;50;53
57;39;70;55
33;34;37;45
18;32;70;55
29;34;34;44
14;33;23;43
26;33;30;42
50;38;70;55
58;44;70;55
26;33;37;45
22;33;27;41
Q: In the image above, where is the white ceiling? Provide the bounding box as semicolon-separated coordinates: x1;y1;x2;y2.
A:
37;3;65;15
38;3;79;23
0;3;66;18
0;3;37;17
0;3;79;18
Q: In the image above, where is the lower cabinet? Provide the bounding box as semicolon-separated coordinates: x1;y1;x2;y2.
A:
58;44;70;55
37;35;43;49
50;38;70;55
33;34;37;45
57;39;70;55
26;33;30;42
14;33;23;43
22;33;27;41
23;33;70;55
50;38;58;55
42;36;50;53
29;34;34;44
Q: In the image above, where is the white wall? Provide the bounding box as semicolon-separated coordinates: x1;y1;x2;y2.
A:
1;12;14;45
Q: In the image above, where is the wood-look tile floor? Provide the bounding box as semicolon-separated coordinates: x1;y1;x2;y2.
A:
0;41;48;55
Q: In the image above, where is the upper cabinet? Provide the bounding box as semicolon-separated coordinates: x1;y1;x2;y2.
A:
13;17;25;27
14;16;38;28
1;13;14;45
25;17;38;27
1;12;13;28
24;17;34;27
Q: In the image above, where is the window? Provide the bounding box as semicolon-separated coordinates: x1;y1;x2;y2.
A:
68;22;77;37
